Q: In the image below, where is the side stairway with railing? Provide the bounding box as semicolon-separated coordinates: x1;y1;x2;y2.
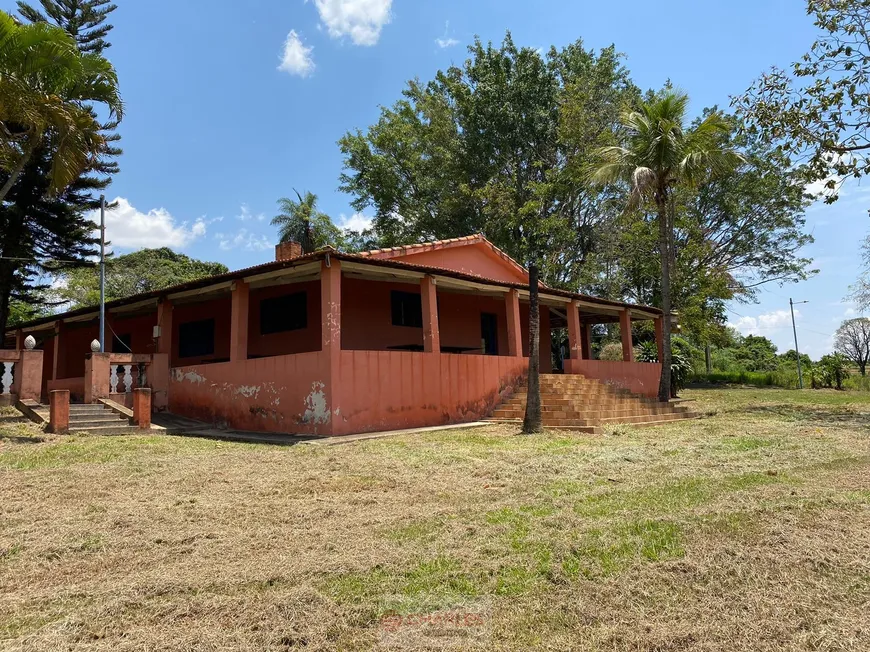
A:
487;373;698;433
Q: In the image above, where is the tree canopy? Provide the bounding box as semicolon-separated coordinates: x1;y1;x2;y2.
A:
271;190;345;254
834;317;870;375
340;34;637;284
0;2;122;337
735;0;870;200
44;248;229;311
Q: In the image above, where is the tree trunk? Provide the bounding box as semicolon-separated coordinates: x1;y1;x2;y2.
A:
705;343;712;374
0;262;14;340
0;146;34;204
522;263;542;434
657;195;673;403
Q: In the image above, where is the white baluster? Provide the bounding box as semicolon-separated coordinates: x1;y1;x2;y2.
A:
123;365;133;393
0;362;13;395
109;365;119;393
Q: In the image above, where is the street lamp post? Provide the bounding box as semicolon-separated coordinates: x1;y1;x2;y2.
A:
790;298;809;389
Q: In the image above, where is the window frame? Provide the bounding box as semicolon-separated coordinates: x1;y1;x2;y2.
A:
390;290;424;328
259;291;308;336
178;318;216;359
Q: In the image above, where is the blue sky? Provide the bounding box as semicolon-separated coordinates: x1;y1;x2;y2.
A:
5;0;863;358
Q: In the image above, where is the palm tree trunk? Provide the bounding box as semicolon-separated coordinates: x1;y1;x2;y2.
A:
523;263;543;434
657;196;673;403
0;147;34;204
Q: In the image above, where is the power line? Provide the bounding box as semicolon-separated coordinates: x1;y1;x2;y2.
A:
0;256;98;265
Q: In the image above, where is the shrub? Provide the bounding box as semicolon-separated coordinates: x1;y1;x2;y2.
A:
815;353;850;390
689;369;801;389
635;340;658;363
599;342;624;361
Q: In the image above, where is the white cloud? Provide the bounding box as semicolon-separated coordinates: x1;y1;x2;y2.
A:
98;197;207;250
338;212;373;232
729;309;798;336
310;0;392;46
435;21;458;49
215;229;273;252
278;30;315;77
237;205;266;222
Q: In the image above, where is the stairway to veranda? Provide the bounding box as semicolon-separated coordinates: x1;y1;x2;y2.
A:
487;373;698;433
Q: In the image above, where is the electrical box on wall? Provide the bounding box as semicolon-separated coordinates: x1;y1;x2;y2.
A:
153;325;161;339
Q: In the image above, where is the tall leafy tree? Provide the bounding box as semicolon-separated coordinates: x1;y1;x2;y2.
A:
0;12;121;200
591;91;741;402
834;317;870;375
582;113;814;344
735;0;870;199
17;0;116;54
0;2;121;337
271;190;345;254
44;248;229;310
340;34;638;432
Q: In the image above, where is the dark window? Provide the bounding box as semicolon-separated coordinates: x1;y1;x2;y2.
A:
481;313;498;355
178;319;215;358
260;291;307;335
112;332;132;353
391;291;423;328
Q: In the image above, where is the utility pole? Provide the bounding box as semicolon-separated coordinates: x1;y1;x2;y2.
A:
99;195;106;353
790;298;809;389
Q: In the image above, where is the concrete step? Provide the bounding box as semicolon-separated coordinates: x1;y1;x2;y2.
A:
68;424;141;435
490;374;695;432
68;417;128;428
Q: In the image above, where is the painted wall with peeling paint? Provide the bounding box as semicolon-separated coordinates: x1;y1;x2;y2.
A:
168;351;331;435
332;351;528;435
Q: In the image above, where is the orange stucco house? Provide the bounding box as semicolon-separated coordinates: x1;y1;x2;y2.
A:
1;235;672;436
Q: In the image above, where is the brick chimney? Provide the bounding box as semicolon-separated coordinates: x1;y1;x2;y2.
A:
275;241;303;261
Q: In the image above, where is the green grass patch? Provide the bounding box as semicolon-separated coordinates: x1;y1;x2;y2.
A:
0;434;237;470
323;556;481;612
385;516;451;542
718;436;777;452
574;471;785;518
562;520;685;579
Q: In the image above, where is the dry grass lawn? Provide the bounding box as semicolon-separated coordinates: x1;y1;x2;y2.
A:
1;388;870;651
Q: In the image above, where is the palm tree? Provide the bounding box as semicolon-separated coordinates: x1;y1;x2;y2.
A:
591;91;740;402
0;11;123;202
271;190;344;253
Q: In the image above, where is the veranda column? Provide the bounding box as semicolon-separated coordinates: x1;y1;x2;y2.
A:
505;289;522;357
14;329;23;350
230;280;250;362
51;320;64;380
580;323;592;360
156;299;173;357
421;275;440;353
567;300;582;362
654;316;664;363
620;309;634;362
320;258;342;435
